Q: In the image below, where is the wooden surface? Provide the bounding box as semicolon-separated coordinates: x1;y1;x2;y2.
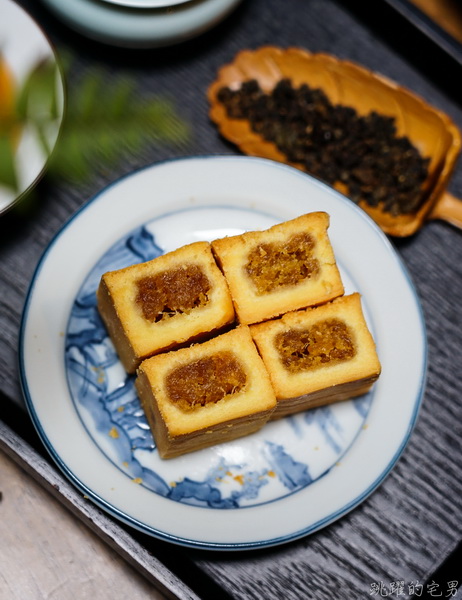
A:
0;411;201;600
0;449;167;600
1;0;462;598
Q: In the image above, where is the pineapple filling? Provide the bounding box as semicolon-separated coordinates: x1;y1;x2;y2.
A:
275;318;356;373
165;351;247;411
135;264;211;323
244;233;320;294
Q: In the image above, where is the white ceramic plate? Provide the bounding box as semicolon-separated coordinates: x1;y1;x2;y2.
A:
0;0;64;215
40;0;243;49
20;156;427;550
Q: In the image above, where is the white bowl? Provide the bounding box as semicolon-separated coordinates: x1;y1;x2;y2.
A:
41;0;244;48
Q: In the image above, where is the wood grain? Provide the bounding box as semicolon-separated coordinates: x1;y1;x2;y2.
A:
0;448;167;600
0;417;200;600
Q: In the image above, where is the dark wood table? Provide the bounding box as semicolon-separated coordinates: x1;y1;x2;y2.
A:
1;0;461;598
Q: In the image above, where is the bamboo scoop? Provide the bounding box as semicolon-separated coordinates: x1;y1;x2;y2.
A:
208;46;461;237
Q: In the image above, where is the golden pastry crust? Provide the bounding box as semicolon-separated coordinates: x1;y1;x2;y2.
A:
136;326;277;458
211;212;344;325
250;293;381;418
97;241;235;373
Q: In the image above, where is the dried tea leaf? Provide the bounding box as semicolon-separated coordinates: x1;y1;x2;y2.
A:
208;47;461;236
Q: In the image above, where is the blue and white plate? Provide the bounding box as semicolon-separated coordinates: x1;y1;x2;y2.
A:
19;156;427;550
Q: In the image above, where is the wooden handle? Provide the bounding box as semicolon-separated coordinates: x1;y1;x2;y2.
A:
430;191;462;230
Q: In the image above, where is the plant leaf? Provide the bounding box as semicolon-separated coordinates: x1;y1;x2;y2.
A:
0;134;18;191
51;72;190;183
16;58;59;123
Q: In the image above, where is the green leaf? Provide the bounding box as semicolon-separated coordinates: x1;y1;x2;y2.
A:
75;69;106;120
16;58;59;123
0;134;18;191
105;78;137;120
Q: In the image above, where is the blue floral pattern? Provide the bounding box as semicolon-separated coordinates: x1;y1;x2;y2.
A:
65;213;373;509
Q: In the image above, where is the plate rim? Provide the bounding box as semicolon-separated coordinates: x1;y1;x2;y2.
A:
18;155;428;550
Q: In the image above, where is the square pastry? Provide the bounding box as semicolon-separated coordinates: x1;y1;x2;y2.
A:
211;212;344;325
135;326;276;458
97;241;235;373
250;293;381;418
